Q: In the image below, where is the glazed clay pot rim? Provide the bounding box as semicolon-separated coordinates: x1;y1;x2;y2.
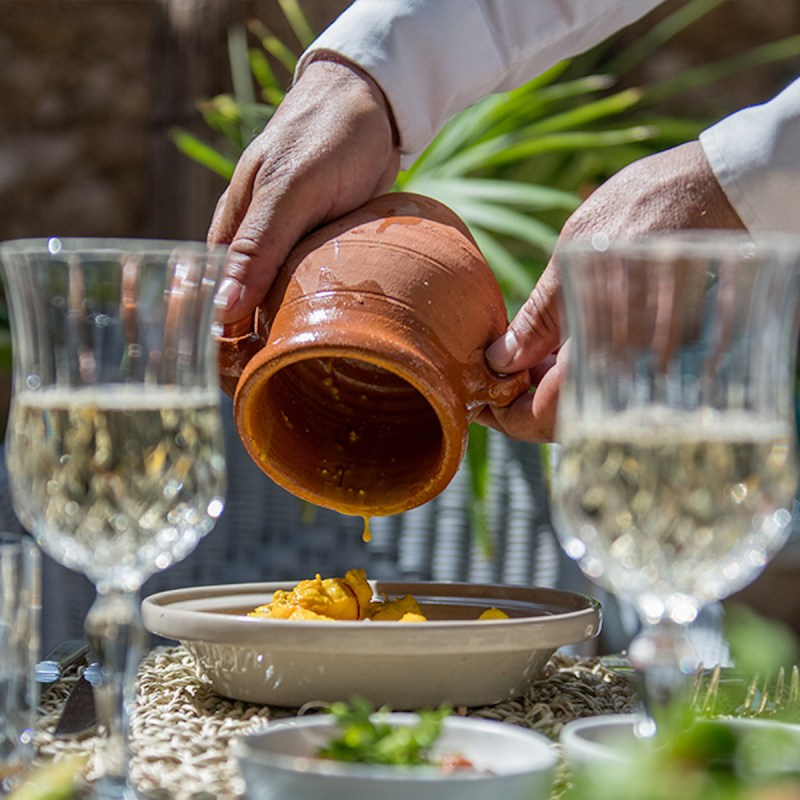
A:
234;341;466;436
233;300;472;516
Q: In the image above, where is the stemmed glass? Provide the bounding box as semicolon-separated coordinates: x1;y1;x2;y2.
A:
549;232;800;735
0;238;227;798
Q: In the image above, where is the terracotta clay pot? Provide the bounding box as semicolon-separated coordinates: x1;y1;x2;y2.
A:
217;192;529;517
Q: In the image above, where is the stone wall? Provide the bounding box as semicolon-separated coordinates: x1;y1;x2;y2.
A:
0;0;347;242
0;0;797;244
0;1;158;238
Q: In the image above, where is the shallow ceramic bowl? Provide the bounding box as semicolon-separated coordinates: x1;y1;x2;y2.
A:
559;713;644;770
141;580;601;708
233;713;558;800
560;713;800;774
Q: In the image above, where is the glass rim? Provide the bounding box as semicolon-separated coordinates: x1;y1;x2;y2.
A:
0;236;230;259
555;230;800;260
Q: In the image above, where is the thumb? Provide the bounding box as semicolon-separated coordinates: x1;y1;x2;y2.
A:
486;259;562;373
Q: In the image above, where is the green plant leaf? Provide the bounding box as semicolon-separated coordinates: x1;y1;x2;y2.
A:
438;125;657;176
405;73;619;177
278;0;316;49
403;177;580;212
642;34;800;106
467;424;492;558
484;73;616;139
318;698;450;766
248;46;281;93
471;229;541;306
228;25;256;107
262;33;299;74
446;198;557;252
236;101;277;142
404;94;508;175
607;0;728;75
196;95;246;148
725;603;800;678
523;87;643;135
169;128;236;180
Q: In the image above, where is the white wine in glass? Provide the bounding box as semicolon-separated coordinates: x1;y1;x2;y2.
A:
1;238;228;799
550;232;800;735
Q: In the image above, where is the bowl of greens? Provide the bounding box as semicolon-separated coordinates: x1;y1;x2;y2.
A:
233;700;558;800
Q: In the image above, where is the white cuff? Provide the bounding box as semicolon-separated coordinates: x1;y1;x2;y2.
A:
297;0;663;169
700;78;800;234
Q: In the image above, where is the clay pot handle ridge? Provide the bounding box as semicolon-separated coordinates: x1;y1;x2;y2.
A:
464;347;530;413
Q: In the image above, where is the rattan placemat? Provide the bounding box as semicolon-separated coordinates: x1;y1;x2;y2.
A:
36;645;637;800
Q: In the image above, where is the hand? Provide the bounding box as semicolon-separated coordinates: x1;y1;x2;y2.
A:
209;55;401;326
478;140;747;442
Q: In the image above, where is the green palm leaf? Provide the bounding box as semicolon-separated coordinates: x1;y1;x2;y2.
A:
644;35;800;105
437;125;657;176
169;129;236;180
400;177;580;212
470;228;541;304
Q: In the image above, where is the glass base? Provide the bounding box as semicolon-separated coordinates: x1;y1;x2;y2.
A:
629;620;696;737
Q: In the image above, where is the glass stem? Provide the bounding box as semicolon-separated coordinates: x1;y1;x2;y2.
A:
628;619;694;737
84;588;147;799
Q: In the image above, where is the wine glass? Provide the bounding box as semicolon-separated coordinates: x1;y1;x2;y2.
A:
0;238;227;798
549;232;800;735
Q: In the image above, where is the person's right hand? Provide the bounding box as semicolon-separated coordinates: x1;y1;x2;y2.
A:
479;140;747;443
209;56;401;327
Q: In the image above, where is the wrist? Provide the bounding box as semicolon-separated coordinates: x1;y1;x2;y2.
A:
296;50;399;148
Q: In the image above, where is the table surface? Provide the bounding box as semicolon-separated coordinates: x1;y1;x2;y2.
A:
36;645;638;800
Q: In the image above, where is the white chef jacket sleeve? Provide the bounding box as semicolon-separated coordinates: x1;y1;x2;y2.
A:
699;78;800;234
296;0;665;168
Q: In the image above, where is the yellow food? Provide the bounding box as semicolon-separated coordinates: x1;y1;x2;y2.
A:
478;607;510;620
367;593;427;622
249;569;374;621
248;569;510;623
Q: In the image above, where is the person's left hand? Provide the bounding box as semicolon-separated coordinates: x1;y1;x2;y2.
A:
208;57;400;327
475;140;747;443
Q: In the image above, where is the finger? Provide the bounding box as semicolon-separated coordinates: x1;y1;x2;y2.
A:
207;152;269;321
529;352;557;386
475;354;564;443
207;140;266;246
213;176;332;324
485;258;562;373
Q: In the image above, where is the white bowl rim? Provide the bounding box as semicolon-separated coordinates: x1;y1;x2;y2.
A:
234;712;559;782
142;579;602;644
559;713;800;772
559;713;643;765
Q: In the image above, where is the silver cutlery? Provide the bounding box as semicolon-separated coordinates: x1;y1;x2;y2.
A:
36;640;89;690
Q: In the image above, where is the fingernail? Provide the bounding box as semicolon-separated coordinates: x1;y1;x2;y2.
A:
214;277;243;310
486;328;519;370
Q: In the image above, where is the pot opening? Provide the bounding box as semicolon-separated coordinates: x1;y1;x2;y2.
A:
245;355;446;514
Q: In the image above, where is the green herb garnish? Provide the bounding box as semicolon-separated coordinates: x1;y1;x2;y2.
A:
317;697;451;766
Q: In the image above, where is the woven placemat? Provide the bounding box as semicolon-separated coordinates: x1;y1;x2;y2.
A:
36;645;637;800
